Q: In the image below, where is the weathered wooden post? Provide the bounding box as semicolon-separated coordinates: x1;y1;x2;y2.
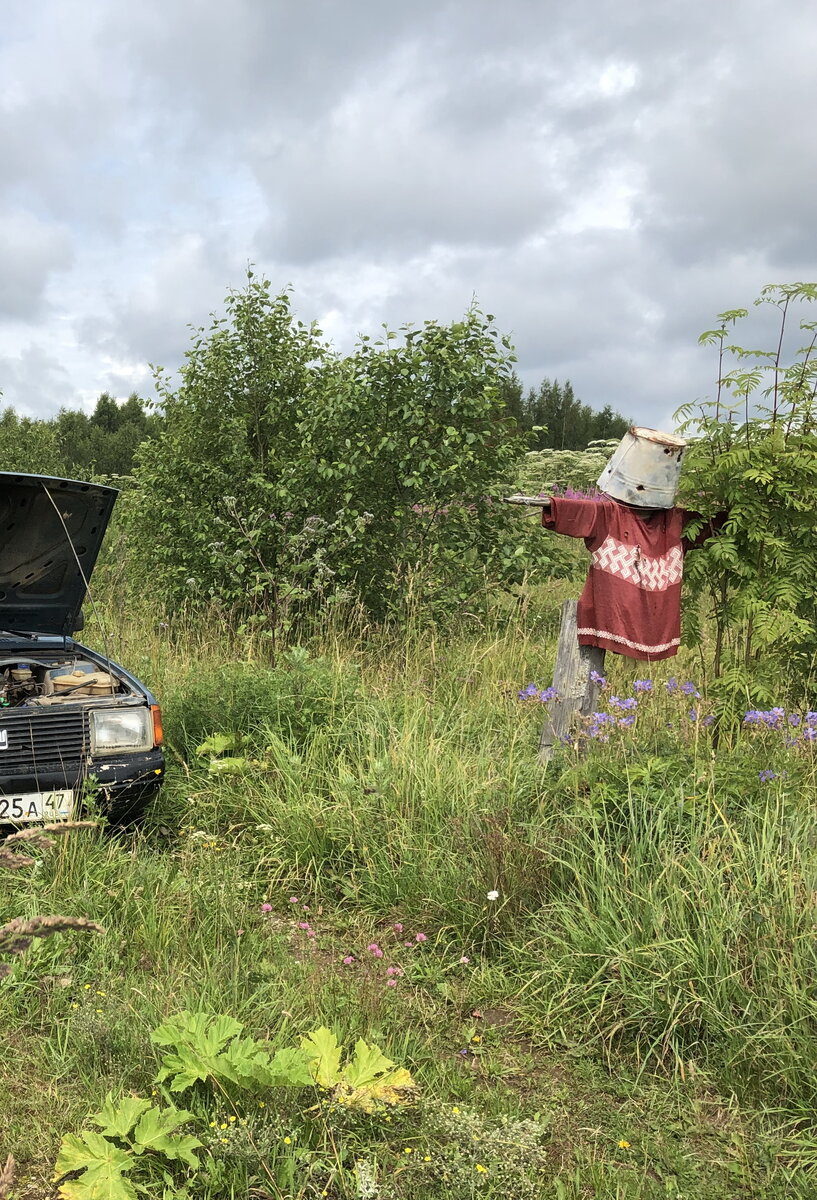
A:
537;599;605;763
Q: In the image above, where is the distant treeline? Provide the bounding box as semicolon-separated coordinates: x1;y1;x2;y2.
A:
0;377;629;481
0;393;160;478
503;374;631;450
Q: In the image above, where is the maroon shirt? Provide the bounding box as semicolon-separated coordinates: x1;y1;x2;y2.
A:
543;497;705;661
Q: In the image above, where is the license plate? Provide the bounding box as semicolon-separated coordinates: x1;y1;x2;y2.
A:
0;790;74;822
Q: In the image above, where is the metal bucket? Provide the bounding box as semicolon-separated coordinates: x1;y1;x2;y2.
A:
596;427;687;508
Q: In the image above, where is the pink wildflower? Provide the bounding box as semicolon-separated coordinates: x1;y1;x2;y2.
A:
288;896;298;904
459;956;470;964
298;921;311;930
306;930;316;939
415;932;428;943
393;923;404;933
367;943;381;954
386;979;398;987
386;966;403;977
342;955;355;965
260;903;272;913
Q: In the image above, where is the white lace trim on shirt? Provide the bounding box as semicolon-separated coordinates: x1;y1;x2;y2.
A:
578;627;681;654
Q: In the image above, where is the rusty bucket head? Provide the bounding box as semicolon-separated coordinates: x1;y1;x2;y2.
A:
597;427;687;508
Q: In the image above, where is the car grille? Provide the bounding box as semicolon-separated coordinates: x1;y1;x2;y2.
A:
0;708;88;775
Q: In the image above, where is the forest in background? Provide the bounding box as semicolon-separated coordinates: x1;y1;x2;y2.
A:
0;371;628;479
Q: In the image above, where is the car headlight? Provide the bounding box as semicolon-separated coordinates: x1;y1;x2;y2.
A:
90;707;153;755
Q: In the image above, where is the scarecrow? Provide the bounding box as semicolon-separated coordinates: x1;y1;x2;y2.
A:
507;427;721;758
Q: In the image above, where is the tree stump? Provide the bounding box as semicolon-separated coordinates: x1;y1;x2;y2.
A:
538;599;605;764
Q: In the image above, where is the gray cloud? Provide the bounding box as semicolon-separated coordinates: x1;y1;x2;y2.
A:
0;342;75;415
0;211;73;319
0;0;815;427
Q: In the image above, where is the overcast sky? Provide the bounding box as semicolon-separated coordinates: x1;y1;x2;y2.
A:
1;0;815;430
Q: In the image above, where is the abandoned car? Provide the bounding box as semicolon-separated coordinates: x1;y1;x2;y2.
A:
0;471;163;824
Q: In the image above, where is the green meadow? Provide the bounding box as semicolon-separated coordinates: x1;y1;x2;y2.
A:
2;588;816;1199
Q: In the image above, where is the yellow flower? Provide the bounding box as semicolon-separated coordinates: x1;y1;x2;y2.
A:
403;1147;412;1154
221;1137;229;1144
618;1139;631;1149
476;1164;488;1174
423;1155;431;1162
95;1008;103;1014
96;990;106;996
258;1101;266;1108
84;984;91;990
228;1115;236;1123
209;1122;216;1128
471;1035;481;1043
70;1003;78;1010
220;1123;228;1130
452;1106;460;1114
283;1136;292;1145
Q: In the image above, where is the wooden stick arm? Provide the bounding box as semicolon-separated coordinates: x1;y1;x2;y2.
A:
502;494;551;509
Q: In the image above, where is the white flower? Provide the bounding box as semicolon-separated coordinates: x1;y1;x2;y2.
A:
486;890;499;901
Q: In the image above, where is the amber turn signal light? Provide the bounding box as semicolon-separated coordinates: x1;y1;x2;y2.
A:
151;704;164;747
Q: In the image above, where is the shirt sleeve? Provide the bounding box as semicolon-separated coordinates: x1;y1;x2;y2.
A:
542;497;603;543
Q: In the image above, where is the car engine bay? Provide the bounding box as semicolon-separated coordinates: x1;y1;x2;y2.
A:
0;656;133;708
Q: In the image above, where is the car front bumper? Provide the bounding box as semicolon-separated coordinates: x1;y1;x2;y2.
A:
0;748;165;815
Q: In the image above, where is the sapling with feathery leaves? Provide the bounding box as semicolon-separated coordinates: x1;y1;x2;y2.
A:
677;282;817;704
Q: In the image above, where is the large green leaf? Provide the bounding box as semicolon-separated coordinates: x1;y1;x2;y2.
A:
344;1039;396;1088
300;1026;342;1087
267;1045;314;1087
54;1132;136;1200
195;732;245;756
155;1047;212;1092
132;1107;201;1168
219;1036;277;1086
151;1011;243;1056
90;1095;152;1139
338;1039;416;1111
152;1012;247;1091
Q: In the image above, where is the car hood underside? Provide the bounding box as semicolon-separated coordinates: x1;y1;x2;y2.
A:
0;473;118;636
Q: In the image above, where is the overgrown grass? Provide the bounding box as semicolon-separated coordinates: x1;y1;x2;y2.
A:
1;593;815;1197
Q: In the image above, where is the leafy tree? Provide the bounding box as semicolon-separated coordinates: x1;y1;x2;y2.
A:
290;309;525;617
0;408;64;474
126;271;527;632
125;273;332;637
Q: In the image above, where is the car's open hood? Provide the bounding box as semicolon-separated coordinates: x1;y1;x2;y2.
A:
0;473;118;636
